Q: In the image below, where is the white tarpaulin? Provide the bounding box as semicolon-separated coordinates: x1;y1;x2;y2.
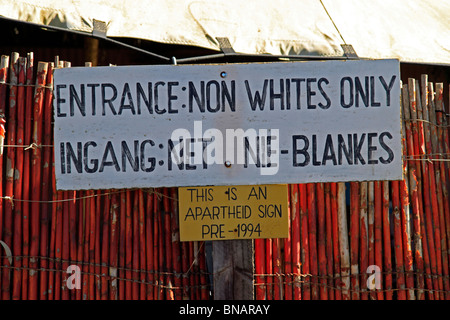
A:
1;0;450;64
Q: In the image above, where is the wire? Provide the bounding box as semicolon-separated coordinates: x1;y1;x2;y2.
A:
319;0;347;45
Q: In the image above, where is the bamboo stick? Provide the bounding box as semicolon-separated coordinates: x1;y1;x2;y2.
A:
62;191;70;300
109;192;119;300
54;191;63;300
67;191;77;300
317;182;328;300
359;181;369;300
145;191;154;300
1;52;18;300
169;188;181;300
180;193;190;299
427;80;448;299
163;189;174;300
414;78;437;299
283;185;292;299
88;190;96;300
435;83;450;299
138;189;147;299
48;173;57;300
101;192;110;300
349;181;360;300
118;191;126;299
156;189;165;299
76;191;85;300
272;238;282;300
29;61;48;300
410;78;431;299
125;190;132;298
12;54;25;300
382;181;392;299
299;183;310;299
400;83;416;300
0;55;9;298
421;75;443;299
391;180;406;300
94;191;102;299
39;61;54;300
337;182;350;300
81;191;91;299
132;190;139;300
330;183;341;300
290;184;301;300
265;238;273;300
403;81;425;299
367;181;375;299
374;181;384;300
324;183;335;299
307;183;318;299
21;52;33;300
153;190;161;299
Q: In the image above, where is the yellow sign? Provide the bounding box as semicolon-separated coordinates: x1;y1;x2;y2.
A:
178;185;288;241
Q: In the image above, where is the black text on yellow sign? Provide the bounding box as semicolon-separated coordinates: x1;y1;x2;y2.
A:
178;185;288;241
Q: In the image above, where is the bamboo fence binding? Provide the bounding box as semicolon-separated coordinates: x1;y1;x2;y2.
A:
0;52;449;300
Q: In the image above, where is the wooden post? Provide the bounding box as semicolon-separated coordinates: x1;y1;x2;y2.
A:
213;240;254;300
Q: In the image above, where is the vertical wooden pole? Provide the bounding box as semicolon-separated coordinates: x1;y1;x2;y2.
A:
213;240;254;300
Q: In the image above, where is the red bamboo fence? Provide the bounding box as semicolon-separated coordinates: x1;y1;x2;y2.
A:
0;52;449;300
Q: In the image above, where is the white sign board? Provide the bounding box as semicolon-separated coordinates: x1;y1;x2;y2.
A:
53;60;402;190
